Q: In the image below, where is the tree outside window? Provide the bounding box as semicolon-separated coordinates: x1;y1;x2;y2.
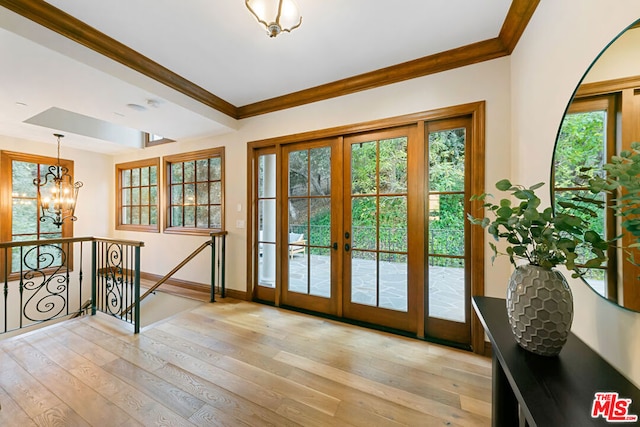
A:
163;147;224;235
0;151;74;277
116;158;160;232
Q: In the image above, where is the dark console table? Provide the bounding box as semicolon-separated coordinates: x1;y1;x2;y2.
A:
473;296;640;426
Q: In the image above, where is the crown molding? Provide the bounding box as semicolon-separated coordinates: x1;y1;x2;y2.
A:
237;0;538;118
0;0;538;120
0;0;238;118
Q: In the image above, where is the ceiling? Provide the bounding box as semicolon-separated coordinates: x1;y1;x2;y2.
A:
0;0;537;154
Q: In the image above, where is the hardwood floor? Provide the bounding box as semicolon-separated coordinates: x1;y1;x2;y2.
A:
0;298;492;426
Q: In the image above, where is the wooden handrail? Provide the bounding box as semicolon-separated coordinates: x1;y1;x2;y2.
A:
120;240;212;316
0;236;145;249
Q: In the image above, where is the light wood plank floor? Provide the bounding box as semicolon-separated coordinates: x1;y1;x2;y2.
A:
0;298;492;426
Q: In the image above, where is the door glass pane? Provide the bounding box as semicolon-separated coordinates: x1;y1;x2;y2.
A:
429;257;465;322
379;253;408;311
258;155;276;198
288;199;308;237
428;194;465;256
350;136;409;313
352;197;376;250
428;127;467;323
351;251;377;306
288;252;308;294
379;196;407;252
259;242;276;288
351;141;377;194
309;147;331;196
287;146;331;299
310;248;331;297
429;128;466;192
309;198;330;247
379;138;408;194
289;150;308;196
257;154;277;289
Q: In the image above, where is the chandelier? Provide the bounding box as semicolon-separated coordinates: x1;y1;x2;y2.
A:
34;134;83;228
245;0;302;38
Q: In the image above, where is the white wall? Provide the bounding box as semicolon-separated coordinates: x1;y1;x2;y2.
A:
511;0;640;387
583;26;640;83
111;57;513;300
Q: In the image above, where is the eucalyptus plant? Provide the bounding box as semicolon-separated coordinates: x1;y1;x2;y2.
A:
587;141;640;247
468;179;608;276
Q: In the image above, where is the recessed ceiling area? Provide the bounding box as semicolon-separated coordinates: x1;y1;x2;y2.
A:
0;0;535;154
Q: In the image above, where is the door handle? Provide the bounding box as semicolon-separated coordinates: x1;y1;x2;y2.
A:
332;242;338;250
345;243;351;252
345;231;350;239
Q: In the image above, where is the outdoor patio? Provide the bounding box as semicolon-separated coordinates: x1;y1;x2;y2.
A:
266;254;466;322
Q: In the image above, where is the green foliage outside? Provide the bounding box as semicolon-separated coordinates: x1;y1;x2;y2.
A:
554;110;608;281
11;160;62;272
429;129;465;265
287;131;468;266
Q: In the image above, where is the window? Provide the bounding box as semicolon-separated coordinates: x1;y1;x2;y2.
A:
164;147;224;235
116;158;160;232
0;150;74;277
553;95;616;299
144;133;175;147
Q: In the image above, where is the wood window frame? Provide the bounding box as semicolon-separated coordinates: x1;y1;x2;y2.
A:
144;133;175;148
115;157;161;232
553;95;617;301
163;147;225;236
571;75;640;310
0;150;75;280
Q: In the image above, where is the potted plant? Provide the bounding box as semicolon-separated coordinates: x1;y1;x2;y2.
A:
469;179;608;356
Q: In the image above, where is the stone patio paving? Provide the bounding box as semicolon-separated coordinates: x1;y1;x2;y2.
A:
285;254;465;322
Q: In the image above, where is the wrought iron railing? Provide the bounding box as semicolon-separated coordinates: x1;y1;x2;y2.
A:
0;231;228;336
93;238;144;333
0;236;144;335
121;231;227;317
287;224;464;262
287;224;412;253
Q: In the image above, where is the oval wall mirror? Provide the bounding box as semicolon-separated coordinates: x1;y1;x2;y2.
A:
552;19;640;312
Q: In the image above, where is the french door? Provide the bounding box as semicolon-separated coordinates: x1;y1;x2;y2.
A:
280;138;342;314
277;127;417;332
342;127;418;331
250;105;484;350
424;117;473;345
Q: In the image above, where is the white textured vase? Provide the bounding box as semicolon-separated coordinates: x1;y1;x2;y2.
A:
506;264;573;357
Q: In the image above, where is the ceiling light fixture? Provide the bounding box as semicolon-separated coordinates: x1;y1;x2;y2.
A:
245;0;302;38
34;134;83;228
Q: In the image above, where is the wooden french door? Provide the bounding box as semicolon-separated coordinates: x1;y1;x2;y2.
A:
342;126;419;332
280;138;342;315
424;117;473;345
279;127;419;332
250;104;485;350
